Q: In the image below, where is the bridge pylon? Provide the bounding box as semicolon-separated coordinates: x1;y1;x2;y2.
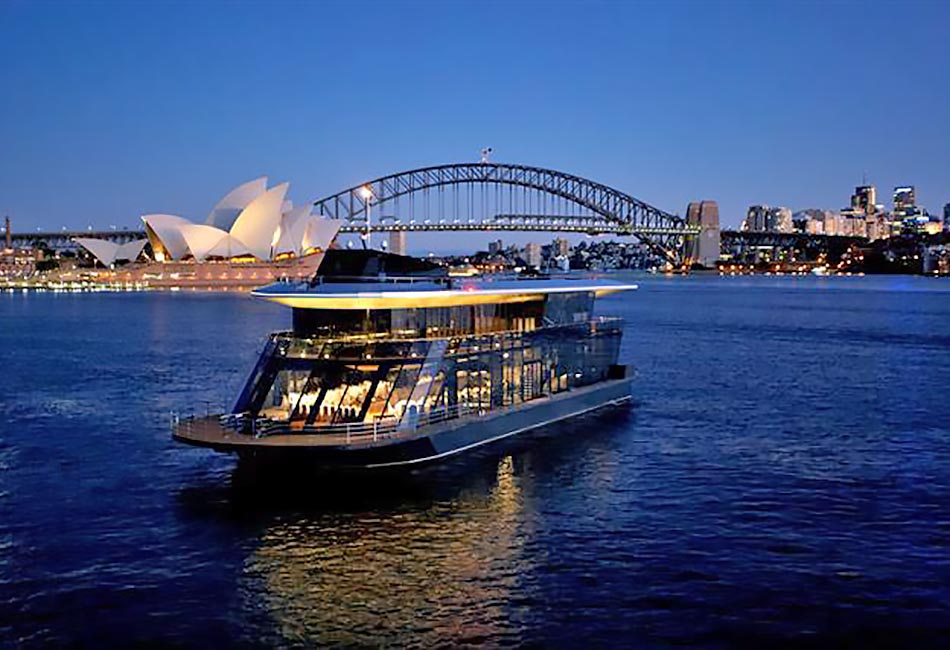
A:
683;201;721;269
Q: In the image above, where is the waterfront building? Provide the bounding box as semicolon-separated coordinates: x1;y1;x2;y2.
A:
793;209;829;235
803;218;824;235
792;211;809;233
893;186;916;213
741;206;761;232
842;214;869;238
525;242;543;269
878;186;918;237
822;212;843;236
865;214;888;241
944;203;950;231
553;237;570;258
389;231;408;256
0;247;42;279
3;216;10;251
886;215;905;238
773;207;794;233
142;177;341;263
900;208;942;235
35;178;344;291
851;185;877;216
742;205;792;233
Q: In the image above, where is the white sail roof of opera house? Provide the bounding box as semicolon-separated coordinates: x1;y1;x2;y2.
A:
142;214;193;261
205;176;268;231
141;178;342;262
178;224;251;261
228;182;289;261
275;203;313;254
274;203;343;257
73;237;148;268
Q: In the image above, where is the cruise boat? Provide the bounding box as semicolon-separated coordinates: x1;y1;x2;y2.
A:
173;251;636;469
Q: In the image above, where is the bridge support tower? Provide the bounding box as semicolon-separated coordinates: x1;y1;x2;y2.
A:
685;201;720;269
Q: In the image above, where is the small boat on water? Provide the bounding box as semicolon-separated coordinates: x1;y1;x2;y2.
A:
173;251;636;469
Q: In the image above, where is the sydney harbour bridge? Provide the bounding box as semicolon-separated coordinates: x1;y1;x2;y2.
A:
312;163;698;263
12;162;716;265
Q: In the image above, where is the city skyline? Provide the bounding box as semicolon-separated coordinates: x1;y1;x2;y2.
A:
1;0;949;240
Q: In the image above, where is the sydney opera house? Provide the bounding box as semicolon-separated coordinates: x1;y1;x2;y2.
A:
72;178;342;290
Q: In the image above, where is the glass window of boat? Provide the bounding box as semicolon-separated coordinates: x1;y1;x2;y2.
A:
252;315;624;429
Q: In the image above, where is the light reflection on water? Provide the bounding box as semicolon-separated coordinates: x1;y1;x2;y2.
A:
238;454;528;645
173;409;631;646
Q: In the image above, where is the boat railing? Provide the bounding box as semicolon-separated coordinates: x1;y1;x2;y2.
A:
174;402;486;444
270;315;625;354
279;272;627;291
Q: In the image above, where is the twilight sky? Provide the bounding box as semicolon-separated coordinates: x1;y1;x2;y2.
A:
1;0;948;250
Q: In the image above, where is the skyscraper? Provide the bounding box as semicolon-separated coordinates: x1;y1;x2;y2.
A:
742;206;765;231
685;201;720;267
552;237;570;257
893;186;916;213
865;215;886;241
524;242;542;269
742;205;792;233
850;185;877;216
943;203;950;232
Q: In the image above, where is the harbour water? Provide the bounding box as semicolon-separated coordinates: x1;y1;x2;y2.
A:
2;275;949;646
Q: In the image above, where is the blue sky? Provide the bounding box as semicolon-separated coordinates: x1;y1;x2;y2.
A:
1;0;948;250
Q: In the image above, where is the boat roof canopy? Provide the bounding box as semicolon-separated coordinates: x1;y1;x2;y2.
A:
252;278;638;310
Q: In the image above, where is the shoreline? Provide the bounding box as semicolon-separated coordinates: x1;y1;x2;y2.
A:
3;269;947;295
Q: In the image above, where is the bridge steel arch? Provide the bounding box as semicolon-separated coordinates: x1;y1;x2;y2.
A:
313;163;698;264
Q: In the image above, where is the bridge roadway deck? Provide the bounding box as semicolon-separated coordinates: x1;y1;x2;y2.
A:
12;220;695;249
